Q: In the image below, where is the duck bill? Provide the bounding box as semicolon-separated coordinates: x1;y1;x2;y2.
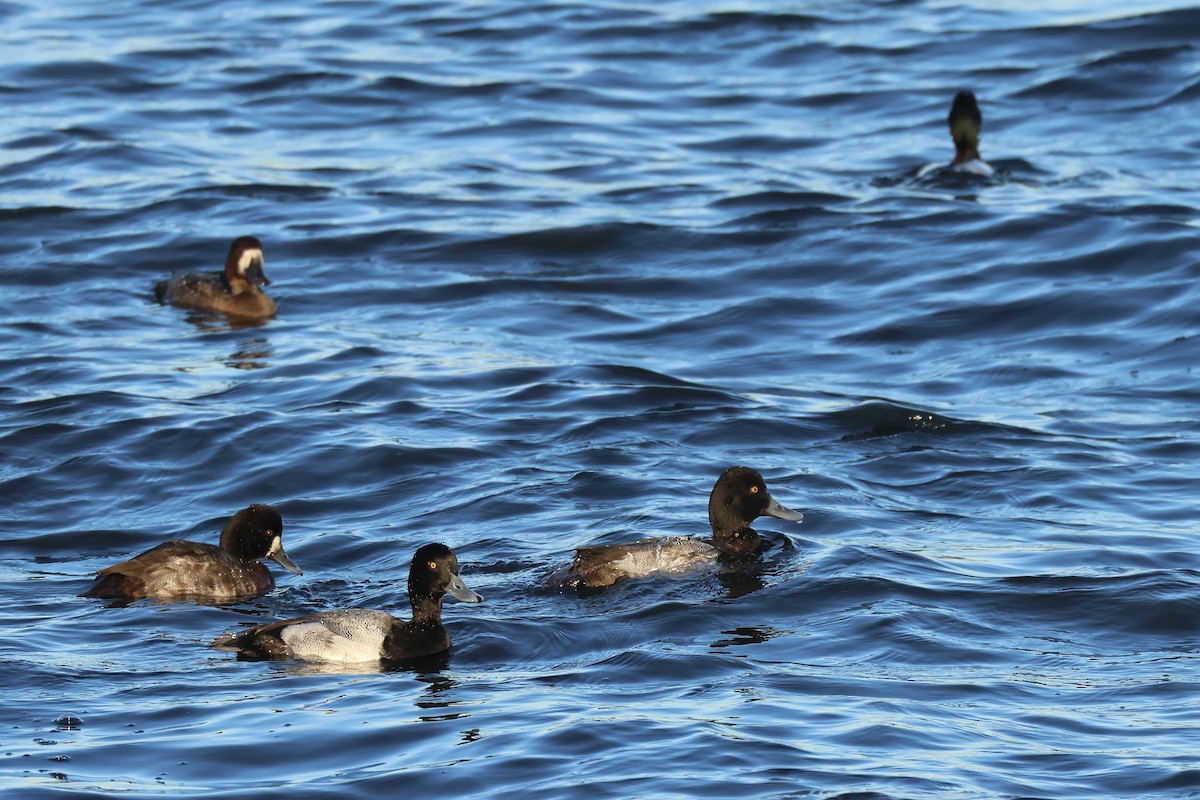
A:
446;572;483;603
765;494;804;522
247;260;271;287
269;547;303;576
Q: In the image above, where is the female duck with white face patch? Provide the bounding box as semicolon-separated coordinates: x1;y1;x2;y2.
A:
212;543;483;664
155;235;276;319
554;466;804;589
81;503;302;602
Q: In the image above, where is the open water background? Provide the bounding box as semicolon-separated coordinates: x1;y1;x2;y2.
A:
2;0;1199;797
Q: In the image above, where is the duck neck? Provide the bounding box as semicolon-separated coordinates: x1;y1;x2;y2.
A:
711;524;762;555
953;142;981;164
409;591;445;625
222;273;256;296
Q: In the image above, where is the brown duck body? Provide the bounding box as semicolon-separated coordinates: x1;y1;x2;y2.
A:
557;466;804;589
81;503;301;602
565;536;724;589
155;270;276;317
155;235;276;319
84;540;276;601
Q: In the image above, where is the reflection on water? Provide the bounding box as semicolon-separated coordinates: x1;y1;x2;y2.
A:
224;336;273;371
265;660;391;677
715;562;767;600
257;652;456;679
175;312;275;368
415;669;473;723
414;668;457;702
184;312;273;334
710;626;782;649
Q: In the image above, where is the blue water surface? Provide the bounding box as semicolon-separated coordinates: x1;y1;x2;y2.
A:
2;0;1199;797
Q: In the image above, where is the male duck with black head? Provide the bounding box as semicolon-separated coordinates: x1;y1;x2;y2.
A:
212;543;483;664
947;90;995;177
81;503;302;602
555;466;803;589
155;235;276;319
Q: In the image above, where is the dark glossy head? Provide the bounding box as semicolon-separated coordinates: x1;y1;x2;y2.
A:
707;466;804;538
948;90;983;159
408;543;484;608
225;236;270;288
219;503;302;575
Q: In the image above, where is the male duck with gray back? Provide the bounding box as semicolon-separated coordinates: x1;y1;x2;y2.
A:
81;503;302;602
212;543;483;664
556;466;804;589
947;90;995;177
155;235;276;319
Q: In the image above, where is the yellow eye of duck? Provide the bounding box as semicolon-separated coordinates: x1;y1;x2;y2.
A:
749;486;759;494
428;561;438;571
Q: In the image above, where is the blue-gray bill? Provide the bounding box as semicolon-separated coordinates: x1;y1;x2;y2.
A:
446;572;483;603
766;495;804;522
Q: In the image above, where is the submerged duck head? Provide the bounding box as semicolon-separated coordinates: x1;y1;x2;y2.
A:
408;542;484;615
221;503;302;575
225;235;270;293
948;90;984;164
707;466;804;546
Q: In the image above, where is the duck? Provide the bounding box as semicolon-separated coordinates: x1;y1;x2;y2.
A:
211;543;483;663
947;90;995;177
155;235;277;319
555;466;803;589
81;503;302;601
